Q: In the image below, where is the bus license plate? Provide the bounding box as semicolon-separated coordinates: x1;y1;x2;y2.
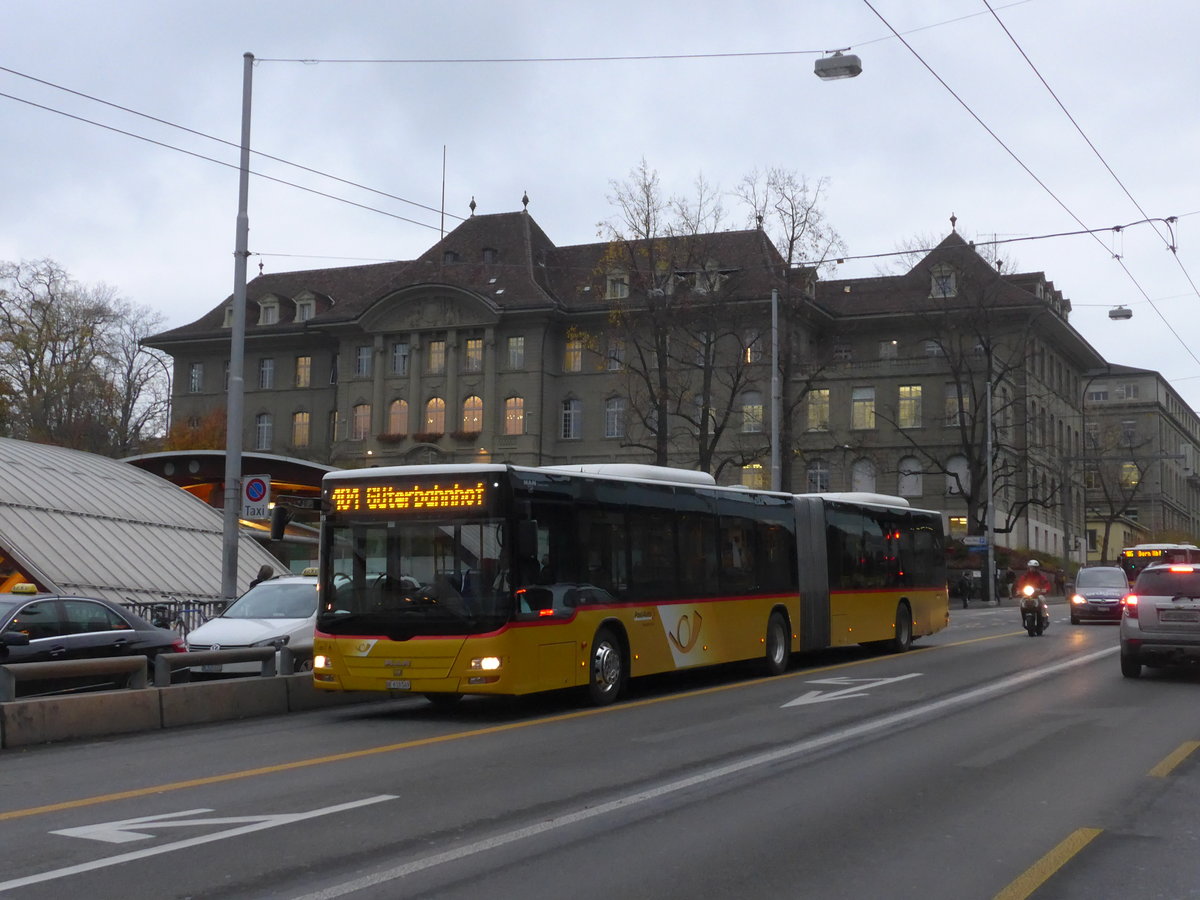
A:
387;679;411;690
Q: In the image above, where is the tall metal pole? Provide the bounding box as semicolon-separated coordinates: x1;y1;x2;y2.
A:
221;51;254;600
985;379;996;605
770;288;781;492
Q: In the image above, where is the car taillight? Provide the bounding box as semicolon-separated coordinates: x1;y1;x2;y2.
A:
170;638;187;652
1122;594;1139;618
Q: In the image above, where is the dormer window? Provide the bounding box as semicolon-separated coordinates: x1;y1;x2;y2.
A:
296;298;315;322
930;266;956;298
222;306;234;328
482;247;498;264
606;272;629;300
443;250;460;264
258;300;279;325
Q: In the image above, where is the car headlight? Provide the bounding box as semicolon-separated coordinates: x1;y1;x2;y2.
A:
250;635;290;649
1070;594;1085;605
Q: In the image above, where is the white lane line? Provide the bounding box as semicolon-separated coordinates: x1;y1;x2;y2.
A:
296;646;1118;899
0;795;397;893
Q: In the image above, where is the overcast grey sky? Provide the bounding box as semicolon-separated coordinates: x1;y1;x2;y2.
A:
3;1;1198;406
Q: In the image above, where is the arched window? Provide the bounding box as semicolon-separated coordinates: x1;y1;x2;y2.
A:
351;403;371;441
388;399;408;434
604;397;626;438
806;459;830;492
424;398;445;434
898;456;923;497
504;397;524;436
291;412;310;448
254;413;273;451
851;458;876;493
461;395;483;432
561;398;582;439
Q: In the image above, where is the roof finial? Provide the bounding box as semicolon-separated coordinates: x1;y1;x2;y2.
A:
469;196;476;216
522;190;529;210
756;213;764;230
950;213;957;232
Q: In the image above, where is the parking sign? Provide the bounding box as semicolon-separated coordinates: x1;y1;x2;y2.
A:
242;475;271;519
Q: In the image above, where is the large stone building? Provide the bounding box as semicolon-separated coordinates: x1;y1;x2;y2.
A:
146;205;1198;568
1081;363;1200;562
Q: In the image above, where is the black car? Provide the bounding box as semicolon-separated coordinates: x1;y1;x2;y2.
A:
0;585;185;697
1069;566;1130;624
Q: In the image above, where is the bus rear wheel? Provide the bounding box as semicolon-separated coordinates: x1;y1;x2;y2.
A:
763;611;789;676
587;627;625;706
890;602;913;652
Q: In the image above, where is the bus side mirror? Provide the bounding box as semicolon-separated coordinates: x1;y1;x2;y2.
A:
270;505;291;541
516;520;538;560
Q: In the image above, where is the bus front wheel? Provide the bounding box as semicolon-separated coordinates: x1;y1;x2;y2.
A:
587;627;625;706
763;611;789;676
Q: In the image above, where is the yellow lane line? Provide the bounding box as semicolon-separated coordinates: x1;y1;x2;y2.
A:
1148;740;1200;778
0;628;1024;822
994;828;1102;900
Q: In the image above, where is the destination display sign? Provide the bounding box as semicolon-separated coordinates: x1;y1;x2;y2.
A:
329;480;489;515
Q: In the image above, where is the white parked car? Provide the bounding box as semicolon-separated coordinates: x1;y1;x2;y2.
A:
187;570;318;675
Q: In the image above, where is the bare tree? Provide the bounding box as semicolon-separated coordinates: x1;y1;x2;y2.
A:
735;168;845;490
596;162;843;482
1083;423;1155;562
0;259;168;456
872;241;1070;539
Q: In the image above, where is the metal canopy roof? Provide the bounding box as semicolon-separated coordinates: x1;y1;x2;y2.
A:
0;437;285;605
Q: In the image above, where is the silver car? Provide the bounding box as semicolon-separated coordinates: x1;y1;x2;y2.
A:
1120;562;1200;678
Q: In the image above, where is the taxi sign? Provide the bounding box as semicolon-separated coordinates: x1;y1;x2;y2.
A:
242;475;271;519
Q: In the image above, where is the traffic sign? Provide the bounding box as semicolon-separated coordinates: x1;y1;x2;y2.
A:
962;536;987;547
242;475;271;519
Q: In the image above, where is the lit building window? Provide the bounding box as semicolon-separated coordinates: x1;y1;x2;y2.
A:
291;411;310;447
462;396;483;432
851;387;875;429
504;397;525;436
423;398;446;434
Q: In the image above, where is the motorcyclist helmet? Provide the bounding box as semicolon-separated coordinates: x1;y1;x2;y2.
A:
1026;559;1041;568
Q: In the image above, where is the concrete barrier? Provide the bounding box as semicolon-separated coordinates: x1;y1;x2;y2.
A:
0;675;385;749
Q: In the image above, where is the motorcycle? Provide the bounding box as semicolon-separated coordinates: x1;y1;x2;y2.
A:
1019;584;1050;636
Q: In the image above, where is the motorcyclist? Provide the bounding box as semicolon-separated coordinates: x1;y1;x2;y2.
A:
1015;559;1051;596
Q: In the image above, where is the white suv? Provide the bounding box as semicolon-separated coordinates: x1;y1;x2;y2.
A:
1120;562;1200;678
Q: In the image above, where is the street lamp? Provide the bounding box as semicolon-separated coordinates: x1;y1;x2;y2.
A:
814;50;863;80
221;51;254;601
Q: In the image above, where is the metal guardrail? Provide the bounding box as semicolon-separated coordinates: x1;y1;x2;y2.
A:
127;600;227;637
155;647;279;684
0;657;148;702
0;646;299;702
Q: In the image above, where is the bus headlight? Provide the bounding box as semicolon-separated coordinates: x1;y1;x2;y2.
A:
314;654;331;668
470;656;502;671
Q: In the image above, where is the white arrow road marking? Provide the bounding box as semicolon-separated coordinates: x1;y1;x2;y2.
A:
0;795;397;894
53;808;308;844
783;672;923;707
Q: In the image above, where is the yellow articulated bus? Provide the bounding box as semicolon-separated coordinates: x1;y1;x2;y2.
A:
312;463;948;707
1118;543;1200;585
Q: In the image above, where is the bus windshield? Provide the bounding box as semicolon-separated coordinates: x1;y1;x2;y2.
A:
318;517;515;639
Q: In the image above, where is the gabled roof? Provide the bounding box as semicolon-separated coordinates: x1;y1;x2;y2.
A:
0;438;285;604
812;232;1061;318
147;210;795;345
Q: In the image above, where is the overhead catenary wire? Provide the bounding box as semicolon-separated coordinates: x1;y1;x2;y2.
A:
861;0;1200;372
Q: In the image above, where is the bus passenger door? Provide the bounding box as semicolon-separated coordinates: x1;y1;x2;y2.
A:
794;497;831;652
